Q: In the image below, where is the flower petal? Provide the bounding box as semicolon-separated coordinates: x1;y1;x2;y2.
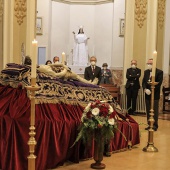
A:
92;108;100;116
108;118;115;125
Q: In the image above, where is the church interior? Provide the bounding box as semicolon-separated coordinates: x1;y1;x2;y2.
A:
0;0;170;170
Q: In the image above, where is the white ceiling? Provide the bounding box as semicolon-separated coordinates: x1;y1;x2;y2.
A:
52;0;114;5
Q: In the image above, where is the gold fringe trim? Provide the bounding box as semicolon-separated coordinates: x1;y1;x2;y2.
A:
35;98;89;107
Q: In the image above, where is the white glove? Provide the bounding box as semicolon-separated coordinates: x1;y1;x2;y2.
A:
145;89;151;95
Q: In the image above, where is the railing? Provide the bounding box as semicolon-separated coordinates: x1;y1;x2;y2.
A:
120;85;146;113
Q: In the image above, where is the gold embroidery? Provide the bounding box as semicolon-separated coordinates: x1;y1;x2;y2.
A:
35;80;113;106
0;68;113;107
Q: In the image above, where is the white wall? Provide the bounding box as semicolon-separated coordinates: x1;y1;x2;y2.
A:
36;0;125;68
37;0;52;62
94;3;113;67
51;2;70;62
111;0;125;69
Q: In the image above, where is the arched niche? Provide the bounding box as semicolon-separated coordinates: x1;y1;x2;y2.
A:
36;0;125;74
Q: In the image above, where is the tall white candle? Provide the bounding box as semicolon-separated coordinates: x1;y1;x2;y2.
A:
152;51;157;78
31;39;38;78
62;52;65;64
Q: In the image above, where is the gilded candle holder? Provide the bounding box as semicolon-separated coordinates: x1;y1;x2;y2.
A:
25;78;40;170
143;79;158;152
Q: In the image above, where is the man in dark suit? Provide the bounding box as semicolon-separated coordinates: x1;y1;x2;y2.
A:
125;60;141;115
142;58;163;131
84;56;101;85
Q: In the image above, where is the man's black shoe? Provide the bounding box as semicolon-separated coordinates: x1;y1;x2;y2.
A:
145;127;150;130
153;127;157;131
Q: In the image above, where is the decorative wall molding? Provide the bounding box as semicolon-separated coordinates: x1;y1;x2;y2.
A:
135;0;147;28
158;0;166;29
52;0;113;5
0;0;3;22
14;0;27;25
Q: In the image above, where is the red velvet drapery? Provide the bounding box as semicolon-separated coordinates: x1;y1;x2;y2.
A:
0;85;140;170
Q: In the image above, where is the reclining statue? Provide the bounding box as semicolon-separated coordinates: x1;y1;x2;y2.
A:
37;63;99;85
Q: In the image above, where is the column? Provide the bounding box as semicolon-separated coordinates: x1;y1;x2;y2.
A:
123;0;135;84
26;0;37;56
3;0;14;67
145;0;158;63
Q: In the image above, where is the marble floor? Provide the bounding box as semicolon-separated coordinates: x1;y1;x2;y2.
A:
52;114;170;170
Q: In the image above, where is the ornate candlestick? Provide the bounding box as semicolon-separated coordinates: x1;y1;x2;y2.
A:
25;78;40;170
143;78;158;152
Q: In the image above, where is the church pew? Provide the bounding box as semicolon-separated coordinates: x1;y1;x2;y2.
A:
100;84;121;104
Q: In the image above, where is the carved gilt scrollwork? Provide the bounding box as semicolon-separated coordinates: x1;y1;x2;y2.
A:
0;0;3;22
14;0;27;25
135;0;147;28
158;0;166;29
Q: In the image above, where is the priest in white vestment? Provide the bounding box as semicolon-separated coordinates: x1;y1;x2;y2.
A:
72;26;89;66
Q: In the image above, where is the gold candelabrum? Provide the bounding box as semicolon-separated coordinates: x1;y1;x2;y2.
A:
143;76;158;152
25;78;40;170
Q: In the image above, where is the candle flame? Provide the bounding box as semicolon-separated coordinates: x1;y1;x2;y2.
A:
32;39;38;44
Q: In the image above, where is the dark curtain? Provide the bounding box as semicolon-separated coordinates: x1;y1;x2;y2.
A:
0;85;140;170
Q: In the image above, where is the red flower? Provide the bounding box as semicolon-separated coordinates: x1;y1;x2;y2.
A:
100;106;109;117
100;112;108;117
